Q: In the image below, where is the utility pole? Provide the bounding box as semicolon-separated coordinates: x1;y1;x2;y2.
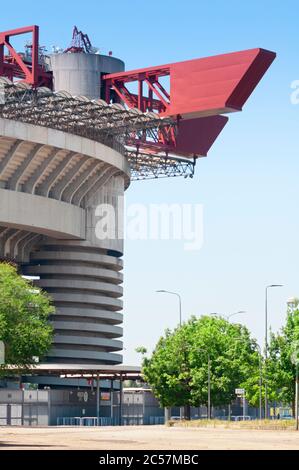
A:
96;374;100;426
156;290;182;326
208;354;211;420
265;284;283;419
296;363;298;431
156;289;183;419
254;343;263;421
290;343;299;430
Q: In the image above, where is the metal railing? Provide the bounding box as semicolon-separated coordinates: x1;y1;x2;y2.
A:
56;416;115;426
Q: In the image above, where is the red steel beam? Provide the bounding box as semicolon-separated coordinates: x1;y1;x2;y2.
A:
128;115;228;158
104;48;275;119
0;25;52;87
104;48;275;157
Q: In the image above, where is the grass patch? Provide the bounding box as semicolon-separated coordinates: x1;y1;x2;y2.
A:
167;419;297;431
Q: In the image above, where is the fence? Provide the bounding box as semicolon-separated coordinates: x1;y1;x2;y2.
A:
56;416;165;426
56;416;118;426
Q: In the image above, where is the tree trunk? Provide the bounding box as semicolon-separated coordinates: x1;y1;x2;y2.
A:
184;404;191;420
164;407;171;423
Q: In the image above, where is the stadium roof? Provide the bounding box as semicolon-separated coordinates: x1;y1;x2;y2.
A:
2;363;142;380
0;78;195;180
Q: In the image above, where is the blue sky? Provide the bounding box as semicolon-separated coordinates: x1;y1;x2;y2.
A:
2;1;298;364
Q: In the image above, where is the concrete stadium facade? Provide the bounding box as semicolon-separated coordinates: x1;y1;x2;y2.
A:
0;117;130;364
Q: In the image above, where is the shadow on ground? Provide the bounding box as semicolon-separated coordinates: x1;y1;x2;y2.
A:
0;442;65;448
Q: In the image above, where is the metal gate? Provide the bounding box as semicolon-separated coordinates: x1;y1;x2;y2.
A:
0;404;22;425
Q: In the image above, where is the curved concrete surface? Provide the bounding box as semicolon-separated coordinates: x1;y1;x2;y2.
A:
0;188;85;240
0;119;128;364
0;118;130;180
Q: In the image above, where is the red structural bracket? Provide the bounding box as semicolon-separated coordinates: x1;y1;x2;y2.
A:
0;25;52;88
104;48;275;118
103;48;275;157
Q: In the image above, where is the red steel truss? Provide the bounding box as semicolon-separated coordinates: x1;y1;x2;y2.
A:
0;25;52;88
104;49;276;119
103;48;275;157
0;25;276;163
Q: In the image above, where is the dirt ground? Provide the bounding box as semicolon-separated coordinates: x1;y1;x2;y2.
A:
0;425;299;450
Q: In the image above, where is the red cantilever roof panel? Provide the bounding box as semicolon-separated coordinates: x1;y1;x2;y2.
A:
175;116;228;157
165;48;276;119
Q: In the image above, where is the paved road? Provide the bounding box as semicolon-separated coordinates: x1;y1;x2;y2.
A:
0;425;299;450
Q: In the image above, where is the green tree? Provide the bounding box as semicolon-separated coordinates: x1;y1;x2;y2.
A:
141;315;259;418
266;300;299;415
0;263;54;371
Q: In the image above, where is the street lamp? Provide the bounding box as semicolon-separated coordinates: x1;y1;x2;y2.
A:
232;339;263;421
264;284;283;419
254;343;263;421
291;345;299;431
156;289;183;419
210;311;246;321
227;310;246;321
207;354;211;420
287;297;299;313
197;347;211;420
156;290;182;326
296;363;299;431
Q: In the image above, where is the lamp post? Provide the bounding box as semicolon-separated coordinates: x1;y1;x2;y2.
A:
288;302;299;429
197;347;211;420
291;343;299;431
287;297;299;313
210;311;246;322
156;289;183;419
227;311;246;321
296;363;299;431
264;284;283;419
255;343;263;421
0;341;5;365
232;338;263;421
156;290;182;326
207;354;211;420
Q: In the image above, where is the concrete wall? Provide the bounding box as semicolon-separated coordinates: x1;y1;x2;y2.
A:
0;188;85;240
50;53;125;99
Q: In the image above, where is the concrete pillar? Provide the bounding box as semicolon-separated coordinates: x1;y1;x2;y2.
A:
96;374;100;426
164;407;171;423
119;374;123;426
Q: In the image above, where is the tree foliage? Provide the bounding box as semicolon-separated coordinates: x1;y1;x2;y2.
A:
0;263;54;370
266;301;299;412
141;315;259;409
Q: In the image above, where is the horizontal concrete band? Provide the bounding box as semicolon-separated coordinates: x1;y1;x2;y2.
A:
46;349;123;364
23;264;123;284
52;321;123;337
53;335;122;351
35;278;123;298
49;292;122;311
0;188;85;239
25;240;124;363
30;250;123;270
51;307;123;325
